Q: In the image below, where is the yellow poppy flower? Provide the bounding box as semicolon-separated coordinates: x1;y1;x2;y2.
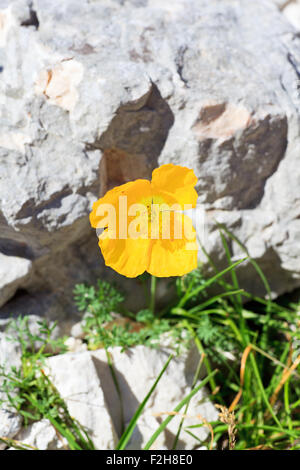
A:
89;164;199;278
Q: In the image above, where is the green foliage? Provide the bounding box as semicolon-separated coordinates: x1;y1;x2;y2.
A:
195;314;235;361
177;264;208;300
2;228;300;451
71;255;300;449
73;280;124;321
73;281;188;352
5;316;68;357
0;317;94;450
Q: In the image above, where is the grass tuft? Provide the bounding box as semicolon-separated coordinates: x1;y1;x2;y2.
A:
1;229;300;450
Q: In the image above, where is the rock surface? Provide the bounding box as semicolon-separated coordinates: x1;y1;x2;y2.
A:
271;0;291;8
0;0;300;319
0;331;21;374
11;344;218;450
271;1;300;31
0;332;22;449
64;336;87;353
282;1;300;29
91;345;218;450
11;419;66;450
46;351;118;449
0;409;23;449
0;253;32;308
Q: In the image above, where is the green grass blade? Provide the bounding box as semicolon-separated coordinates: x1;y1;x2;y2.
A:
46;415;82;450
116;354;173;450
210;423;300;440
219;229;243;311
64;417;95;449
0;437;38;450
143;369;218;450
188;289;244;314
178;258;247;308
184;429;205;445
249;353;283;429
214;222;273;351
214;222;271;297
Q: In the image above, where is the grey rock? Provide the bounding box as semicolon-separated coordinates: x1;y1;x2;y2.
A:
0;409;23;449
70;321;85;339
271;0;292;9
11;419;66;450
10;343;217;450
271;1;300;29
0;0;299;319
282;1;300;29
0;253;32;308
45;351;118;449
92;344;218;450
64;336;87;352
0;331;21;390
157;0;300;298
0;290;70;335
0;332;22;449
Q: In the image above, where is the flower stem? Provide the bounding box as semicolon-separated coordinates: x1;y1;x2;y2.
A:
150;275;157;315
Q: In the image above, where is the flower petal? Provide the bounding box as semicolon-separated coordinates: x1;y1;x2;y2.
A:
147;213;198;277
99;232;151;278
90;179;152;229
151;164;198;209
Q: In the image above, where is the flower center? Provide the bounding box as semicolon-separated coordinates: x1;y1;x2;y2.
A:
137;195;182;240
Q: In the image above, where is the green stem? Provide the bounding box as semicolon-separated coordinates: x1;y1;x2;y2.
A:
150;275;157;315
249;352;283;429
284;379;293;434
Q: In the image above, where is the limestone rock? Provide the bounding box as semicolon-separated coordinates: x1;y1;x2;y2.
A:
0;253;32;308
5;343;217;450
64;336;87;353
282;1;300;29
91;345;218;450
0;332;22;449
0;291;69;335
45;351;118;449
271;0;291;9
0;331;21;373
70;321;85;339
0;409;23;449
0;0;300;318
11;419;66;450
